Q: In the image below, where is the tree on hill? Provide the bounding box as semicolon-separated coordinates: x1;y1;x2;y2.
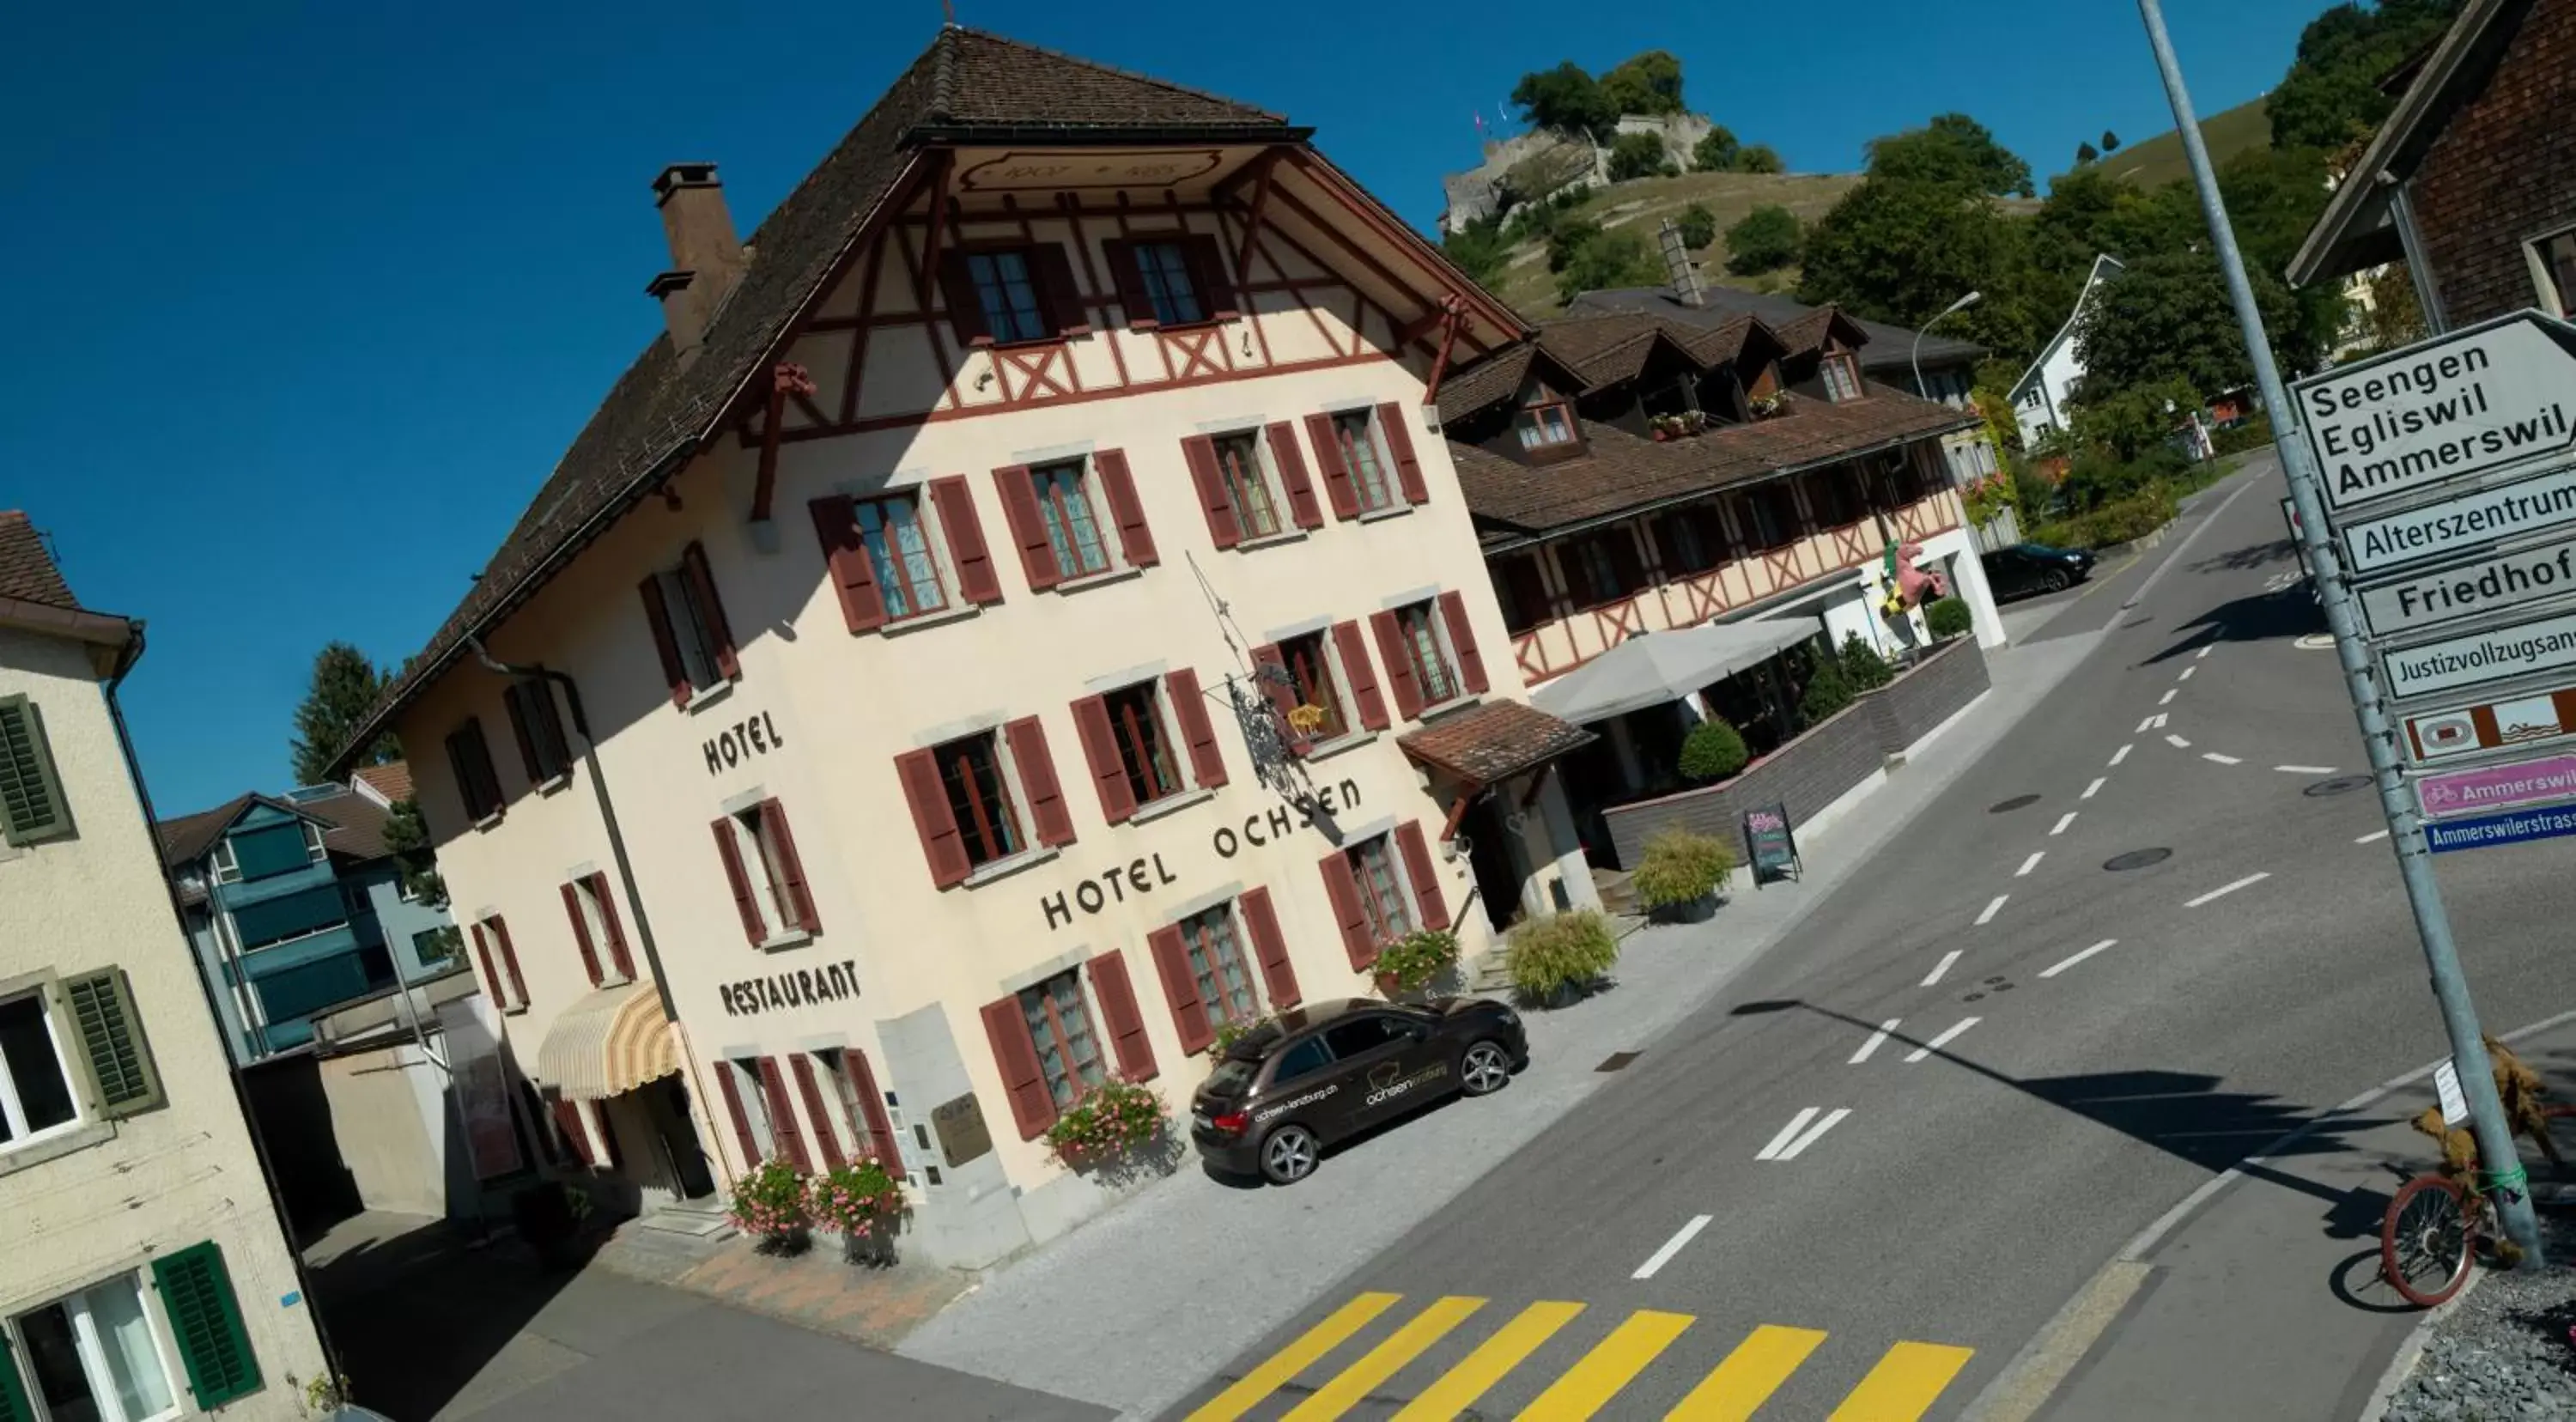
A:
1512;62;1618;139
2269;0;2460;150
1599;51;1686;116
2101;130;2122;152
2075;141;2099;166
1798;178;2038;356
1546;216;1606;273
1866;112;2034;198
1607;131;1676;181
1692;126;1741;172
1441;215;1512;287
1734;143;1785;173
1724;205;1802;275
291;641;394;786
1675;202;1719;250
1556;227;1667;303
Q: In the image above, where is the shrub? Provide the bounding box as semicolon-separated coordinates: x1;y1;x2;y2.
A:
1926;597;1974;641
1607;132;1676;181
1734;143;1785;173
1798;659;1855;723
807;1160;905;1240
1674;202;1718;251
1043;1080;1168;1168
1677;717;1750;781
1724;205;1802;275
2027;485;2178;551
2214;413;2275;455
1373;928;1461;993
1631;830;1733;909
1507;911;1620;1000
727;1159;811;1241
1556;228;1668;304
1692;125;1741;172
1546;216;1605;273
1838;632;1894;691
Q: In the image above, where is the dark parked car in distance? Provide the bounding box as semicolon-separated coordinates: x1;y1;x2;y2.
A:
1981;542;2097;599
1188;997;1528;1184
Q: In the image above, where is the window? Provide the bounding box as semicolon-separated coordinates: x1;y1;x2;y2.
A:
653;572;720;689
1103;682;1183;808
210;841;240;885
1809;467;1867;527
1820;352;1863;403
472;917;528;1012
1031;460;1112;580
1271;1036;1334;1085
938;732;1024;869
0;695;71;847
1492;555;1553;635
446;719;504;824
1322;1013;1410;1059
504;678;571;785
855;493;949;620
714;799;819;945
1179;904;1260;1028
1740;484;1802;550
413;926;461;967
1279;632;1347;741
1331;411;1400;514
1346;834;1415;945
1565;533;1638;606
1656;506;1728;575
0;988;80;1150
1018;971;1106;1110
725;1059;779;1162
1211;432;1282;540
817;1048;892;1166
640;543;738;707
13;1273;184;1422
1515;399;1577;451
1132;240;1204;325
967;249;1048;343
565;873;635;983
2533;229;2576;316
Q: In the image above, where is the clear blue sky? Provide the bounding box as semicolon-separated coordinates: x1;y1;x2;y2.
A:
3;0;2314;817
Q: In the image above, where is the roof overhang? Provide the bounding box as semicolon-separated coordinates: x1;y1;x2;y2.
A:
0;594;140;679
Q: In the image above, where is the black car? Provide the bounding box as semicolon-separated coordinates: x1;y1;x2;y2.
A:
1188;997;1528;1184
1981;542;2097;599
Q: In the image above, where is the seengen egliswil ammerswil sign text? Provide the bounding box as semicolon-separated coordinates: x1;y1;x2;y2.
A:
2299;311;2576;516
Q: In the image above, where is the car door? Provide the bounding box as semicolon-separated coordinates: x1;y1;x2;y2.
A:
1988;549;2031;596
1322;1013;1443;1134
1255;1033;1346;1140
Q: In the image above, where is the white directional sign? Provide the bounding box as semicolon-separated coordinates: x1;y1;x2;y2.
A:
2295;311;2576;514
2379;605;2576;699
2355;536;2576;638
2337;460;2576;575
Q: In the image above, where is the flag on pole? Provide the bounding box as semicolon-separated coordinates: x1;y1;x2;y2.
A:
1473;111;1485;135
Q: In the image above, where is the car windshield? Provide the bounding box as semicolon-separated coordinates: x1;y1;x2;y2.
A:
1203;1059;1259;1097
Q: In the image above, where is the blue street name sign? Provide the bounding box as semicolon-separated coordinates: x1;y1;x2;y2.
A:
2423;802;2576;853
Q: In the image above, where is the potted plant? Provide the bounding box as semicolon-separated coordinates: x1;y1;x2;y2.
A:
1631;829;1733;922
1505;910;1621;1007
1748;392;1789;419
1208;1013;1276;1060
726;1158;814;1255
1925;596;1973;641
1043;1079;1170;1171
1371;927;1460;998
808;1160;907;1267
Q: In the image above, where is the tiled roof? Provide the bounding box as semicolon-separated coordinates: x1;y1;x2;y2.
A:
158;787;398;868
0;512;76;610
1567;287;1985;372
158;794;260;868
337;27;1301;774
1397;701;1596;784
1434;345;1536;424
353;762;414;804
1451;385;1978;536
1435;312;1773;425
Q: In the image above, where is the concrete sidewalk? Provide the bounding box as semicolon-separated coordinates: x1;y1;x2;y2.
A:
898;628;2110;1419
1995;1018;2576;1422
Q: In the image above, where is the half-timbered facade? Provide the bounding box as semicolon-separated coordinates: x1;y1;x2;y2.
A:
339;27;1601;1266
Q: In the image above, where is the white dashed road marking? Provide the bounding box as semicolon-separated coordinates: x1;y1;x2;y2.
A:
1977;894;2009;925
2050;811;2077;836
2186;872;2271;908
2276;764;2338;775
1905;1018;1981;1063
2179;666;2196;681
2084;777;2105;799
2357;829;2391;844
2137;714;2159;733
1632;1214;1712;1279
2017;852;2044;877
1923;950;1964;987
2040;939;2119;979
2160;689;2178;706
1756;1108;1851;1162
2166;733;2192;749
2202;752;2242;765
1850;1019;1899;1065
2111;744;2133;766
2196;645;2215;660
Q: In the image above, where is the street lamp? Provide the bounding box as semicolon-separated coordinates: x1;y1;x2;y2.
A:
1911;290;1983;401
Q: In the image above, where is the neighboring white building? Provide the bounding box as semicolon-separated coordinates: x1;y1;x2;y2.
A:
0;511;331;1420
2008;253;2126;447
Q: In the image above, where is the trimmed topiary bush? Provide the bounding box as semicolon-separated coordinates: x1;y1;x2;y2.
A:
1507;910;1621;1003
1678;718;1751;782
1838;632;1894;691
1631;830;1733;915
1926;597;1973;641
1798;659;1855;723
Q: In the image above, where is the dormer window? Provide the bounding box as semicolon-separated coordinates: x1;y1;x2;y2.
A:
1516;400;1577;450
1821;352;1863;403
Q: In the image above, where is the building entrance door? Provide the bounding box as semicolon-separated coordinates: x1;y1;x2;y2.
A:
1460;795;1527;933
647;1075;716;1200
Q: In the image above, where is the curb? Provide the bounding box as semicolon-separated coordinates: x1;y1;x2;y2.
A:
2354;1267;2490;1422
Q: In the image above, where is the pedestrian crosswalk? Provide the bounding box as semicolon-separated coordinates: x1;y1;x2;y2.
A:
1184;1291;1974;1421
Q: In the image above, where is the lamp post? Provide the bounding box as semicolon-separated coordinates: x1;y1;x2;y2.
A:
1911;289;1982;401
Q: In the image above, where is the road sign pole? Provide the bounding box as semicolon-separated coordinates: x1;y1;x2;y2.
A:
2137;0;2543;1263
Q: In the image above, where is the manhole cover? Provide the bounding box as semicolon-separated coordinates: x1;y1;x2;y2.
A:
2105;848;2174;871
1990;794;2042;813
2296;633;2337;650
1595;1051;1639;1073
2306;775;2373;798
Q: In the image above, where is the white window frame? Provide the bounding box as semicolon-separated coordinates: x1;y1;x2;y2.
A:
1515;398;1579;450
1392;598;1467;710
1206;428;1290;542
1029;456;1120;581
654;568;724;692
722;805;799;943
853;486;958;622
1821;353;1862;403
8;1270;185;1422
1102;676;1198;807
210;840;240;885
812;1048;873;1164
303;821;328;863
1277;628;1362;750
1331;409;1402;514
934;726;1043;877
568;876;632;985
0;981;87;1156
727;1058;780;1163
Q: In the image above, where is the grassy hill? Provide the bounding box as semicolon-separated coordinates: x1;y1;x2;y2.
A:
1486;170;1867;317
2093;95;2273;190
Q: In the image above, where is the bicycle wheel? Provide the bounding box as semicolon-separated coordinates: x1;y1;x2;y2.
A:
2381;1175;2476;1307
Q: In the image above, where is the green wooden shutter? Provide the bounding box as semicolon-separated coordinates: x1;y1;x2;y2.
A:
0;1336;33;1422
66;969;162;1115
152;1242;263;1407
0;696;70;847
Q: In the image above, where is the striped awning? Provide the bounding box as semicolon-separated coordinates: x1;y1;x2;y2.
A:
535;981;678;1102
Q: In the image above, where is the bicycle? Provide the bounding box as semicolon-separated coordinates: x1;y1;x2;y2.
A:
2379;1099;2571;1307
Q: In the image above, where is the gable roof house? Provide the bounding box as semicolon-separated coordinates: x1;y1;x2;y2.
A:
322;26;1605;1260
2007;253;2126;447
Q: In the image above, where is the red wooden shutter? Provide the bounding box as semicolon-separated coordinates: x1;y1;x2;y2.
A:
1071;695;1137;823
1378;402;1430;505
992;465;1062;590
1333;620;1389;731
1305;413;1360;520
789;1055;847;1170
1319;850;1377;969
1032;243;1091;337
591;872;635;980
680;542;740;679
714;1062;762;1169
1093;450;1157;567
980;996;1058;1139
1438;591;1490;694
760;799;821;933
505;685;542;783
490;916;529;1006
939;250;993;346
809;495;890;633
840;1048;898;1167
1005;716;1075;848
929;477;1004;605
551;1099;596;1167
895;749;972;888
711;818;764;945
756;1058;813;1172
1249;644;1308;756
1165;668;1228;788
559;883;604;988
639;576;693;707
1087;950;1157;1081
1238;886;1301;1008
471;924;504;1007
1180;435;1241;550
1396;822;1451;931
1183;234;1239;320
1266;422;1324;530
1371;611;1426;720
1145;926;1212;1054
1102;239;1157;330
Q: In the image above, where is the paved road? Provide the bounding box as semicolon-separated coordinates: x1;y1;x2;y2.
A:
1160;453;2576;1420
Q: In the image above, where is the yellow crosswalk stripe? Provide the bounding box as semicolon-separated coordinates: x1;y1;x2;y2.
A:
1284;1296;1486;1420
1513;1309;1695;1420
1391;1300;1585;1421
1664;1324;1830;1421
1186;1291;1402;1422
1826;1340;1975;1421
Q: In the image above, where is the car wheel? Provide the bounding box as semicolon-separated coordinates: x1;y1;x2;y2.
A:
1260;1125;1321;1185
2043;569;2071;592
1461;1041;1514;1097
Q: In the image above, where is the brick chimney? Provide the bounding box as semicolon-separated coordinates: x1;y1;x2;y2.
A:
1658;219;1704;309
647;163;747;364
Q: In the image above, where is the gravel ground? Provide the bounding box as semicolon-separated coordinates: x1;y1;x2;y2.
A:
2383;1211;2576;1421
